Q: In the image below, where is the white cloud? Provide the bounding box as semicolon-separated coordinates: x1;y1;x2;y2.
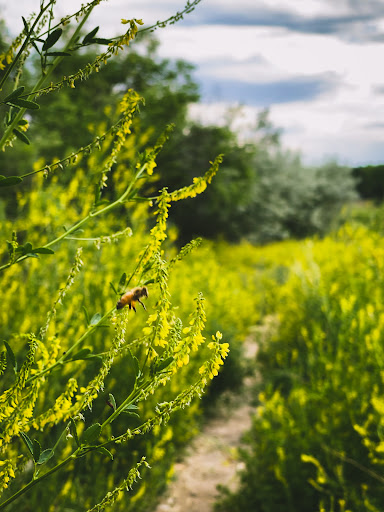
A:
189;95;384;166
2;1;384;164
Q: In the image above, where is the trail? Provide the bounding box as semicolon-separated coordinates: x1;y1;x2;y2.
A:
155;336;260;512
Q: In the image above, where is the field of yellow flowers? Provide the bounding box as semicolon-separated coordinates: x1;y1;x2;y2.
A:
218;223;384;512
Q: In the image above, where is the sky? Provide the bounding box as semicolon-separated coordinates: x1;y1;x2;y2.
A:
1;0;384;166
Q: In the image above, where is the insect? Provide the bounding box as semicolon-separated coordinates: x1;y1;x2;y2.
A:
116;286;148;312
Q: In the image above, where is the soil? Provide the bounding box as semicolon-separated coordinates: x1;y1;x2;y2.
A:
154;336;260;512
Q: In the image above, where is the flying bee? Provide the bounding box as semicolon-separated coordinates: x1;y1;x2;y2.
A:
116;286;148;312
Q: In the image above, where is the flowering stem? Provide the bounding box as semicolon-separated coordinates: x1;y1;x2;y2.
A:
26;308;114;385
101;380;150;428
0;452;77;511
0;5;93;151
0;164;149;273
0;1;54;91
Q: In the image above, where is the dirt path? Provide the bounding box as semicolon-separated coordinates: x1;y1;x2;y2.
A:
155;338;259;512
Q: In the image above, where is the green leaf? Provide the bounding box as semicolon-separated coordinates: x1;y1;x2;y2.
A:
21;16;29;33
24;242;33;253
31;40;41;56
20;432;34;457
3;341;16;370
83;306;90;326
90;313;102;326
16;242;32;255
91;38;112;45
83;26;99;44
121;409;140;419
32;439;41;463
32;247;55;254
127;349;141;379
155;356;174;373
82;423;102;445
123;404;138;410
118;272;127;289
13;128;30;145
45;52;71;57
108;393;116;411
42;28;63;51
69;418;80;448
3;86;25;103
37;448;54;465
143;278;155;286
96;447;113;460
110;282;118;296
69;348;92;361
9;98;40;110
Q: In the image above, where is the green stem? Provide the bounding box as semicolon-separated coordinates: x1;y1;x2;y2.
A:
0;452;76;511
26;307;114;385
101;379;150;428
0;163;147;273
0;5;93;151
0;2;54;91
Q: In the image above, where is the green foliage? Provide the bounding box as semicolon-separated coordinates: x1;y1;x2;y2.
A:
217;225;384;512
247;153;357;243
157;118;357;244
353;164;384;202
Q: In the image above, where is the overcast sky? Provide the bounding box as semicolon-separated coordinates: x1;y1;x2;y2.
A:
2;0;384;166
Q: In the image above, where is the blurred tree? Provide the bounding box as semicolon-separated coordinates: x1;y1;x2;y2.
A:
247;154;357;243
352;165;384;202
156;123;259;243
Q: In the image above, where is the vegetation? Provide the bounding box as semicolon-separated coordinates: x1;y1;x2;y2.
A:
1;1;384;511
353;164;384;203
0;2;237;511
0;13;357;246
216;223;384;512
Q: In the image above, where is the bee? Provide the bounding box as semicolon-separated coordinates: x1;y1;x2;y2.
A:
116;286;148;312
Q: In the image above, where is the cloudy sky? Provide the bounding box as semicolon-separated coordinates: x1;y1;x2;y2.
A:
2;0;384;165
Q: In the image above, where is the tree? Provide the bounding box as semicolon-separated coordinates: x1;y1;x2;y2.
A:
352;165;384;202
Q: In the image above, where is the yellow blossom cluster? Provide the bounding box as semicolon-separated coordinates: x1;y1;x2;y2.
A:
172;294;206;369
99;89;143;188
0;460;16;493
114;18;144;49
33;378;78;429
140;189;171;266
169;155;223;201
0;382;40;447
199;331;229;383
